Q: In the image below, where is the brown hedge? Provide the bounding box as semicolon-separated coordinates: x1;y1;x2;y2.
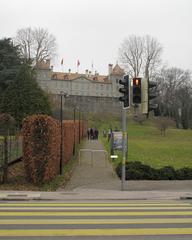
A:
22;115;60;184
63;120;87;163
22;115;87;184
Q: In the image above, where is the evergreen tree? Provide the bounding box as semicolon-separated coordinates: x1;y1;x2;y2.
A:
0;64;51;126
0;38;21;93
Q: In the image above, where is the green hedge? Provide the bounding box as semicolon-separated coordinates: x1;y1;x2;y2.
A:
116;161;192;180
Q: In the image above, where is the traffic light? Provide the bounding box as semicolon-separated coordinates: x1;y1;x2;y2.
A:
148;80;158;112
119;75;130;108
132;77;142;104
141;78;159;115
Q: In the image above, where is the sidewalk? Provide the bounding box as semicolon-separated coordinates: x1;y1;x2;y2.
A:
59;139;120;191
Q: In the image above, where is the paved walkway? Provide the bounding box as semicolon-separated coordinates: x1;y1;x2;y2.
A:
60;139;121;191
59;139;192;194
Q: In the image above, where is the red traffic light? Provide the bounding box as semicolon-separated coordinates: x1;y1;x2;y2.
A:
133;77;142;104
133;78;141;86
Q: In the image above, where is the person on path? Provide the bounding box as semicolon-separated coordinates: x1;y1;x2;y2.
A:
87;128;90;140
95;128;99;140
90;128;93;140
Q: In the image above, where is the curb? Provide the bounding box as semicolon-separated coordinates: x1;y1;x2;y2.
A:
0;193;41;201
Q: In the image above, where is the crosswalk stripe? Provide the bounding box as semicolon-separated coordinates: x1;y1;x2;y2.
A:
0;218;192;225
0;228;192;236
1;206;192;210
0;211;192;216
0;202;190;207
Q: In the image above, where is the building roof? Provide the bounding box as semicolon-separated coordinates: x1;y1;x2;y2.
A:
112;64;124;75
36;60;124;83
51;72;110;83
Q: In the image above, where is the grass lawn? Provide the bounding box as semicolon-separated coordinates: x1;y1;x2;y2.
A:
100;118;192;170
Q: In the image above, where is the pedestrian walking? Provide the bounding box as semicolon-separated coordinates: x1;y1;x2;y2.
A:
95;129;99;140
87;128;90;140
90;128;93;140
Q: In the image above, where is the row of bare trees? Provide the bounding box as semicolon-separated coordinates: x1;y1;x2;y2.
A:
119;35;192;129
156;67;192;129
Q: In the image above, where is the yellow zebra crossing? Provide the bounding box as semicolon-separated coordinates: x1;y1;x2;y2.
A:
0;201;192;237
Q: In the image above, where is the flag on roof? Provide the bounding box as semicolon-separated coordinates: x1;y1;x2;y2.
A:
61;58;63;65
77;59;80;67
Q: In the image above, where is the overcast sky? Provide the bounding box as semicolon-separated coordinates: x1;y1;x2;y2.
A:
0;0;191;75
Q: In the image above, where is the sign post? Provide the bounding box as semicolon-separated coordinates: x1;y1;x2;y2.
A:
121;107;127;191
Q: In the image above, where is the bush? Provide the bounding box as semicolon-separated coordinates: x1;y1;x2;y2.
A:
158;166;176;180
23;114;60;184
116;161;192;180
176;167;192;180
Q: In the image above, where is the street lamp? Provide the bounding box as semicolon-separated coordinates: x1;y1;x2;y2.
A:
59;91;69;175
82;111;84;138
78;107;81;144
73;106;77;156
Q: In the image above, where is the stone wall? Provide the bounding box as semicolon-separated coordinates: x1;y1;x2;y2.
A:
51;95;121;120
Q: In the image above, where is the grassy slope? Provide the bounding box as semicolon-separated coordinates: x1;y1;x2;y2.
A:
128;122;192;169
99;117;192;169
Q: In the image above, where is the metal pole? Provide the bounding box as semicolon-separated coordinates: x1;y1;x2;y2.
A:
121;107;127;191
60;94;63;175
82;112;84;137
73;107;76;156
79;109;81;144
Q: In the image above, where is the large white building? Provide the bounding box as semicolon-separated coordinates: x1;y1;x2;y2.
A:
35;60;125;115
36;60;124;98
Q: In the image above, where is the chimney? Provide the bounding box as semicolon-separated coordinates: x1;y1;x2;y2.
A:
108;64;113;76
85;69;88;77
46;59;51;68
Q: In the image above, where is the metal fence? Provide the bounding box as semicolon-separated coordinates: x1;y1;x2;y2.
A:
0;135;22;168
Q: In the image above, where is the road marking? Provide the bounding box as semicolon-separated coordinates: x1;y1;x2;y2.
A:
0;228;192;236
0;218;192;225
1;211;192;216
0;203;190;207
1;206;192;210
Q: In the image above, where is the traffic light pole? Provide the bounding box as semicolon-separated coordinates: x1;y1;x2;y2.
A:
121;107;127;191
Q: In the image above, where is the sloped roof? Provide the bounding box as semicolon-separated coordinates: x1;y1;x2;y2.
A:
112;64;124;75
51;72;110;83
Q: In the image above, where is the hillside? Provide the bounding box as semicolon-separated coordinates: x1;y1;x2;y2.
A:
97;117;192;169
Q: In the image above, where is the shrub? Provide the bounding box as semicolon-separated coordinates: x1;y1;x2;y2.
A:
116;161;192;180
23;114;60;184
176;167;192;180
158;166;176;180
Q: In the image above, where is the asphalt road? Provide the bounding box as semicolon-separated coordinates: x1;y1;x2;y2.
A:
0;200;192;240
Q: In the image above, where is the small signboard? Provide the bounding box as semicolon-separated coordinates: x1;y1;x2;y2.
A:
112;131;123;150
110;155;118;159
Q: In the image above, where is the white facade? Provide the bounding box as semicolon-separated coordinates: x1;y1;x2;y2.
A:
35;61;124;98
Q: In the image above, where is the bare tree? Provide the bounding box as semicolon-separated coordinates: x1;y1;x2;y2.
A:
155;116;175;136
14;27;57;64
119;35;162;79
144;35;162;80
156;67;192;128
119;35;144;77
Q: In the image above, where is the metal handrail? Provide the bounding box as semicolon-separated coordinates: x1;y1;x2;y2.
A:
79;149;108;167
